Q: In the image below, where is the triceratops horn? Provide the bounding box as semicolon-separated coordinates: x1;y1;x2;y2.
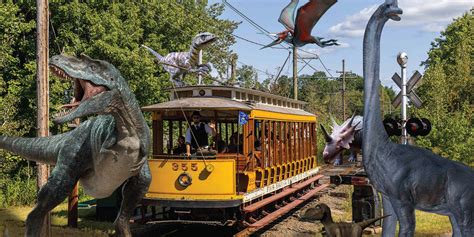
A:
348;113;356;126
320;124;332;142
330;115;338;128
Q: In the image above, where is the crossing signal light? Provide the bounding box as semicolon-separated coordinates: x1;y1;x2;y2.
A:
406;118;431;137
383;118;401;136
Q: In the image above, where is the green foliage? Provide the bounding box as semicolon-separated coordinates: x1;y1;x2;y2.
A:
0;1;237;207
236;64;258;88
0;165;36;207
414;10;473;166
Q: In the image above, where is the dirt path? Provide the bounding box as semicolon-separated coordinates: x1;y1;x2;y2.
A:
260;183;357;237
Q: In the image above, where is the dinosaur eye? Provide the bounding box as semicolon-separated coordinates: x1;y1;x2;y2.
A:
90;65;97;71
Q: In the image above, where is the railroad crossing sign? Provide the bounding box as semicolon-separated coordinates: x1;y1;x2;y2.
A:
391;70;423;108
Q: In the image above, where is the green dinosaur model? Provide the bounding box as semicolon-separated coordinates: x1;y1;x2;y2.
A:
300;203;387;237
0;54;151;237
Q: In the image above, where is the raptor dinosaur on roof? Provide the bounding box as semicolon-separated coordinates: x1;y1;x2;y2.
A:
142;32;217;87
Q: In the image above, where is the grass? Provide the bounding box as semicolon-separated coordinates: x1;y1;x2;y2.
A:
320;185;452;236
0;190;454;236
368;211;452;236
0;203;114;236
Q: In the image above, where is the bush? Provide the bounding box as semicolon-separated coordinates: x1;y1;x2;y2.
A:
0;175;36;207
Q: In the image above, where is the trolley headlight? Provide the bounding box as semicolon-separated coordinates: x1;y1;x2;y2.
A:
177;172;192;187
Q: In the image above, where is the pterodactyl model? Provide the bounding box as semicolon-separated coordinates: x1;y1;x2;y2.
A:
262;0;339;49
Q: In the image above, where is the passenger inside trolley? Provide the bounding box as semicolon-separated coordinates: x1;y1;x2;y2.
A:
185;111;217;157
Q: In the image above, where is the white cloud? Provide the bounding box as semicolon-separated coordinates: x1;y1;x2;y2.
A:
329;5;377;38
329;0;472;38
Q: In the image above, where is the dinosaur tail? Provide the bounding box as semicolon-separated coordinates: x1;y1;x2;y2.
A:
0;134;66;165
141;44;164;61
358;215;390;229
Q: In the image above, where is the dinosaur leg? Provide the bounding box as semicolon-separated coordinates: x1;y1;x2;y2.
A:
458;201;474;236
113;161;151;237
390;200;415;237
448;215;462;237
348;149;357;162
25;163;78;236
321;40;339;47
333;153;343;165
381;195;398;237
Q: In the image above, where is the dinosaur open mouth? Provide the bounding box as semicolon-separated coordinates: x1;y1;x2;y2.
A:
50;65;107;119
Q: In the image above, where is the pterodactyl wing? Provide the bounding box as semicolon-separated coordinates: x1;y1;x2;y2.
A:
294;0;337;42
278;0;299;31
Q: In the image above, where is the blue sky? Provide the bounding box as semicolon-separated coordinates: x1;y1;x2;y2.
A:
209;0;472;91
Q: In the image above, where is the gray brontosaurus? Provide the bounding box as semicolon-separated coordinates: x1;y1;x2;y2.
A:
362;1;474;236
321;115;362;165
0;54;151;237
142;32;217;87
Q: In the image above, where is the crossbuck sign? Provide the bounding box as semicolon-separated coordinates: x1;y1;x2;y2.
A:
391;70;423;108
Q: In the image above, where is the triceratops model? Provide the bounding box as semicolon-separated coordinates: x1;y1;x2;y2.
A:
0;54;151;237
142;32;217;87
362;1;474;236
321;115;362;165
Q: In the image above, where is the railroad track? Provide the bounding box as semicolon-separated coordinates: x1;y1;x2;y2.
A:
131;164;364;237
234;164;364;236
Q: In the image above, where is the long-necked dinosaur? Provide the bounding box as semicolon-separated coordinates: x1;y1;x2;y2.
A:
321;115;363;165
362;1;474;236
300;203;387;237
142;32;217;86
0;54;151;237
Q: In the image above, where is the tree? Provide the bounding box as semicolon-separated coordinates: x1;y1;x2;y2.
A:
236;64;258;89
0;1;238;206
414;10;473;167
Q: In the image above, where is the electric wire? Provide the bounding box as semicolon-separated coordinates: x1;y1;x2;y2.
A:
223;0;337;77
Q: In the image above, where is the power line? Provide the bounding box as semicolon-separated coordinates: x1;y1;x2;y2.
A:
223;0;271;37
237;60;276;78
223;1;336;77
275;51;292;80
233;34;288;50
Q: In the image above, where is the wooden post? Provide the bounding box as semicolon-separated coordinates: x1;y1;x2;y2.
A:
342;60;346;119
68;120;80;228
293;46;298;100
36;0;51;236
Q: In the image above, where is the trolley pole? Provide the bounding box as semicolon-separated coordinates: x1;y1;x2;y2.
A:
397;52;408;145
36;0;51;236
293;46;298;100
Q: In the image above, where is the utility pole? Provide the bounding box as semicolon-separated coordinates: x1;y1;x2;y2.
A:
36;0;51;236
336;59;351;120
230;53;237;83
293;46;298;100
68;118;80;228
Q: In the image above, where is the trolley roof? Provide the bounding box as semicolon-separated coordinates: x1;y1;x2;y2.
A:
142;86;316;121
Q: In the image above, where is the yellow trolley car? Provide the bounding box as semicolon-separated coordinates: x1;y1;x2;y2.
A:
141;85;327;229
